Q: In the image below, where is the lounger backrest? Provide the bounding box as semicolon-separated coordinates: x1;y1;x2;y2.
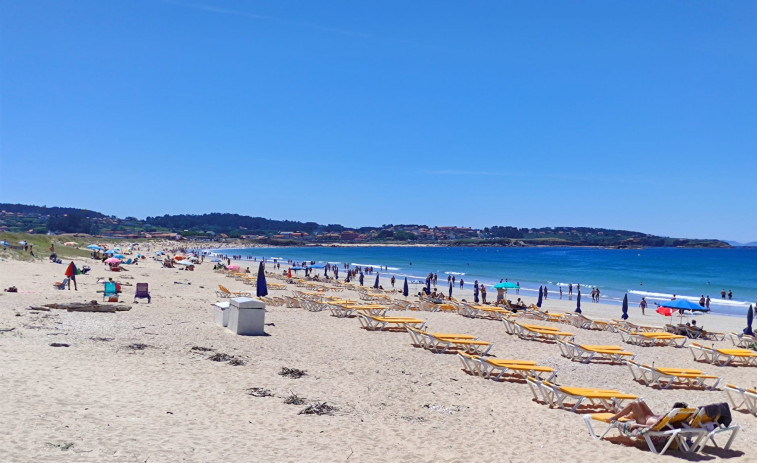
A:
136;283;148;294
104;282;116;294
653;408;697;431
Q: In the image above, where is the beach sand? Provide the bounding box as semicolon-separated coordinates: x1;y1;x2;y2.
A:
1;244;755;462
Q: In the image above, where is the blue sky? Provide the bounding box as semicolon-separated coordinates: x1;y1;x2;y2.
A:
1;1;755;242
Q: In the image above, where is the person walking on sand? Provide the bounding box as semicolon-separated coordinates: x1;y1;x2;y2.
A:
390;275;395;288
459;278;464;288
65;261;78;291
568;283;573;296
480;284;487;304
543;286;548;299
705;295;710;310
639;297;647;315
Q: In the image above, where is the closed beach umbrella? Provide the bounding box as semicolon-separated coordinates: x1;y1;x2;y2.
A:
474;283;479;303
575;290;582;313
621;293;629;320
448;281;453;299
346;272;351;283
746;304;754;335
403;277;409;297
537;286;543;308
426;277;431;294
256;262;268;298
334;268;339;279
374;273;380;289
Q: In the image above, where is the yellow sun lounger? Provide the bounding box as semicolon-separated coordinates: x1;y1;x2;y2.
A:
557;341;634;364
406;326;476;348
583;406;705;455
502;318;574;342
358;313;425;331
728;332;757;349
216;284;251;298
626;360;721;390
526;376;637;413
457;353;555;382
689;342;757;366
687;404;740;452
724;384;757;416
618;329;688;347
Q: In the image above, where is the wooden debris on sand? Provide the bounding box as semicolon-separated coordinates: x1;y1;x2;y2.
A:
28;301;132;313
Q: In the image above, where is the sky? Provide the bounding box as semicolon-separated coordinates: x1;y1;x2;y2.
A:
1;1;756;242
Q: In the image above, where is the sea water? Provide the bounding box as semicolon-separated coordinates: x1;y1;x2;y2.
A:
208;246;757;318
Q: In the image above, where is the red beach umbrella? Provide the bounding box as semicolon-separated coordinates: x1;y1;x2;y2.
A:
656;306;673;316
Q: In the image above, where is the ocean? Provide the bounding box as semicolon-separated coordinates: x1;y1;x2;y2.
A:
208;246;757;318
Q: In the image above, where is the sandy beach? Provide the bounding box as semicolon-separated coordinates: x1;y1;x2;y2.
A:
1;243;755;462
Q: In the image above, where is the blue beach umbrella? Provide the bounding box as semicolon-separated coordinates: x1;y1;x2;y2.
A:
537;286;543;308
474;283;479;303
374;273;380;289
622;293;629;320
493;282;520;289
114;254;125;259
403;277;409;297
87;244;102;250
745;305;753;335
575;290;582;313
658;299;710;312
256;262;268;298
448;281;453;299
104;249;115;255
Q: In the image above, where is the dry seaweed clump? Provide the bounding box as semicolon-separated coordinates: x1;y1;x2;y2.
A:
190;346;214;352
299;402;336;416
246;388;273;398
208;352;245;366
126;343;151;351
283;393;306;405
279;367;306;379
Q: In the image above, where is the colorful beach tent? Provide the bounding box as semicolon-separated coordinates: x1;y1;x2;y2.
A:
64;262;78;277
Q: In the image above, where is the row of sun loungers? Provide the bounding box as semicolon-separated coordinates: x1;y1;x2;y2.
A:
557;341;634;364
618;328;688;347
626;360;722;390
584;402;739;455
689;342;757;366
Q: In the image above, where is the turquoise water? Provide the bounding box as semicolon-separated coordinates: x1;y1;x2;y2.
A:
210;246;757;317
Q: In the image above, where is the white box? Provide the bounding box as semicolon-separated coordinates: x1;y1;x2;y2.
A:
212;302;230;327
227;297;266;335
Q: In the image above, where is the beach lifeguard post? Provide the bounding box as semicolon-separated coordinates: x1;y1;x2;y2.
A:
227;297;266;335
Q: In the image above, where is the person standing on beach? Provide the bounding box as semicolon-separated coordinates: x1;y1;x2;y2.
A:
705;296;710;310
459;278;464;288
639;297;647;315
480;284;487;304
595;288;600;302
390;275;395;288
568;283;573;296
559;287;563;299
452;275;456;285
516;282;519;295
448;275;451;284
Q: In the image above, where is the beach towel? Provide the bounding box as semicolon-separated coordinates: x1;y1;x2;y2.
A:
702;402;732;427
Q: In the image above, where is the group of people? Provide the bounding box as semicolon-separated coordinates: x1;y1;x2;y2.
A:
721;289;733;300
